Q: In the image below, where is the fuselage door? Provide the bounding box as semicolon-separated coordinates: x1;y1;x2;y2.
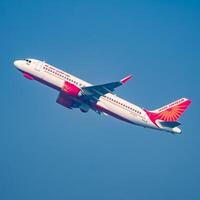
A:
35;61;44;71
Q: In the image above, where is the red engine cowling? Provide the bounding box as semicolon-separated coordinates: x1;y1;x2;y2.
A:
62;81;82;97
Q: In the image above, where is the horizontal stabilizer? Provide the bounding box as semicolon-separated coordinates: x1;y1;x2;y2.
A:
159;121;181;128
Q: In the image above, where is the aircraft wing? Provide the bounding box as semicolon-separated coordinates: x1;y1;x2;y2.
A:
82;75;132;99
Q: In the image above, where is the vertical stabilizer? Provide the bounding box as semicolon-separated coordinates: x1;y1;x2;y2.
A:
144;98;191;130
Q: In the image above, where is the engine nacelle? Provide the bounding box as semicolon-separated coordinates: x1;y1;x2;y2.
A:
62;81;82;97
56;93;74;108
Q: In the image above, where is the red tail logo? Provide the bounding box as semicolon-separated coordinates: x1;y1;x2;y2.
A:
144;98;191;126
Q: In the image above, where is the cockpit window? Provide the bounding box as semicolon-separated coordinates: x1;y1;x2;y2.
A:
25;59;31;64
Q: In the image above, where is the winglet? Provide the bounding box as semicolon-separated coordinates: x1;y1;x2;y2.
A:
120;75;132;84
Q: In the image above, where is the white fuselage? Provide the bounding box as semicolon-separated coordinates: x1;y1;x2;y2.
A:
14;58;181;134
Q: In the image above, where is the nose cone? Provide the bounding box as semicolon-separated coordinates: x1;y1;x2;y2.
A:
14;60;22;68
14;60;27;72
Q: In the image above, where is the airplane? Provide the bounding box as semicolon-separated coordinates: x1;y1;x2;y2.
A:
14;58;191;134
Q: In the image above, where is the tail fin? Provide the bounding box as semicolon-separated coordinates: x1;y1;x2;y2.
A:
148;98;192;122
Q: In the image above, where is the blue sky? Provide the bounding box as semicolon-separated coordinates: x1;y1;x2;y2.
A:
1;0;200;200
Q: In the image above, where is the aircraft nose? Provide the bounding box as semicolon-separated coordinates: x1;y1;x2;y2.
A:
14;60;23;68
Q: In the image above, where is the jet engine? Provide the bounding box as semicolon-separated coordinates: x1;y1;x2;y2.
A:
62;81;82;97
56;93;75;108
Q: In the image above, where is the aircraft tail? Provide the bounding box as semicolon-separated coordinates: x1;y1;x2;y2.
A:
144;98;191;133
150;98;191;122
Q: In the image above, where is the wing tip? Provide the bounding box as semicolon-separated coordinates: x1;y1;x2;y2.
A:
121;75;133;84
